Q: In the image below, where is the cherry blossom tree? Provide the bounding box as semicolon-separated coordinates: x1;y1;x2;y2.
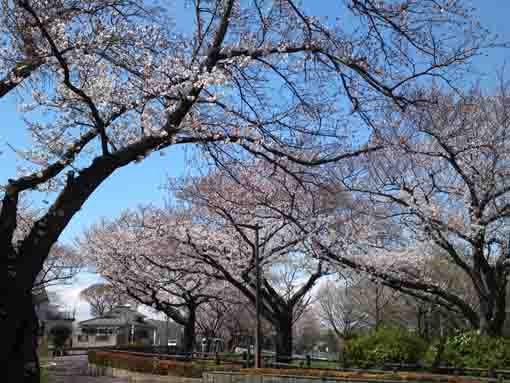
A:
196;288;264;353
320;86;510;336
82;206;226;353
195;286;256;352
79;283;133;317
316;278;368;340
0;0;495;380
167;162;342;361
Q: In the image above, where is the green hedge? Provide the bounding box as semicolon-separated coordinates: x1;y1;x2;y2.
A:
345;327;427;367
424;331;510;369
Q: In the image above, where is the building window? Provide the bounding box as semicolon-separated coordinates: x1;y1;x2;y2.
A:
96;335;110;342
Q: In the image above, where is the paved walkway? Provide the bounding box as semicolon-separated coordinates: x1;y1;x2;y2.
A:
45;355;130;383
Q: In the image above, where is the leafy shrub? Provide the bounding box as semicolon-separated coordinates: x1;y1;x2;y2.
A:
345;327;427;367
424;331;510;369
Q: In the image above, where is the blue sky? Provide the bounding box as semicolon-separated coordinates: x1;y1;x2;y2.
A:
2;1;510;320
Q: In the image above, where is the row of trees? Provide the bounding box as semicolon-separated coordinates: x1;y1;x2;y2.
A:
0;0;501;381
81;97;510;358
77;258;485;359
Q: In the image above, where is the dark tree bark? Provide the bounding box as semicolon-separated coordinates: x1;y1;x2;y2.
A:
2;286;39;383
478;290;508;336
183;308;196;355
274;308;293;363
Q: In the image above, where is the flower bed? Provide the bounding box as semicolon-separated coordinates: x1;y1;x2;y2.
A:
88;350;243;378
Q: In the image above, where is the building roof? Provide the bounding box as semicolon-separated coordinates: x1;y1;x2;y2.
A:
79;317;126;326
79;305;156;328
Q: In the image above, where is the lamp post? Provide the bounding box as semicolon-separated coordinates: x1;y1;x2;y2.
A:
237;223;261;368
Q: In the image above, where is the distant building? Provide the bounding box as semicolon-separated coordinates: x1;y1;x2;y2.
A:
74;305;156;348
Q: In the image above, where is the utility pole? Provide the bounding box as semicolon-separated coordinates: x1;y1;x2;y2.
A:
237;223;261;368
254;223;261;369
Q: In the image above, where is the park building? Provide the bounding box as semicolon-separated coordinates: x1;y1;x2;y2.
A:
73;305;157;348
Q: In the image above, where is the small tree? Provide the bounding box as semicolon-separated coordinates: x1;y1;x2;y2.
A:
79;283;131;317
49;325;71;350
82;207;225;354
171;163;333;361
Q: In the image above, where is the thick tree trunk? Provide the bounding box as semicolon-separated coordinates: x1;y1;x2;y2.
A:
2;288;40;383
183;309;196;355
275;311;293;363
478;293;506;336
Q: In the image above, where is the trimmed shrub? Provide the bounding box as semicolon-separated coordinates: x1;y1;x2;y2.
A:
345;327;427;367
424;331;510;369
89;351;193;376
88;350;243;378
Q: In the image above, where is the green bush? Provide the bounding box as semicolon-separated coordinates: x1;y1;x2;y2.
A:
345;327;427;367
424;331;510;369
